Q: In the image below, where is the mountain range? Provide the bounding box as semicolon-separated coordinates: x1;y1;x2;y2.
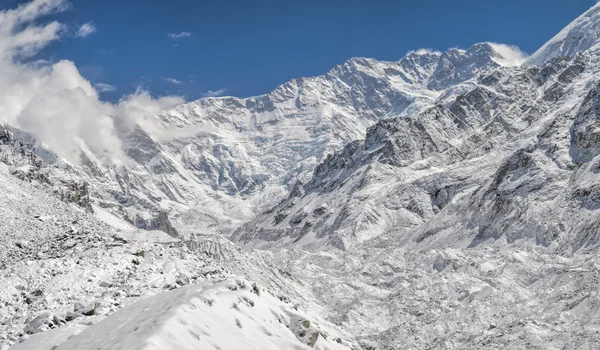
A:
4;3;600;350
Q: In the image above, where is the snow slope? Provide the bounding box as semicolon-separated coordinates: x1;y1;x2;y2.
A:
48;279;352;350
527;3;600;66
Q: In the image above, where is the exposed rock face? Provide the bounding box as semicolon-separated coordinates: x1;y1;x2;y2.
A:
0;42;523;238
570;82;600;164
427;43;507;90
0;126;94;213
59;181;93;213
129;210;180;237
151;210;180;237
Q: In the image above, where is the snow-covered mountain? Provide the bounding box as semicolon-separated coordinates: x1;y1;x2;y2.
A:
64;42;527;237
228;4;600;253
8;2;600;350
231;53;589;251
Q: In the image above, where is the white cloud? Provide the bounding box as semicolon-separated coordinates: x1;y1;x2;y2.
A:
168;31;191;39
0;0;186;165
113;89;184;142
488;43;529;67
94;82;116;92
202;88;227;97
162;77;183;85
406;48;442;56
75;22;96;38
0;0;65;59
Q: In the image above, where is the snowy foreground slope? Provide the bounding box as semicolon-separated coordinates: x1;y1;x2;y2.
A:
0;167;356;349
8;2;600;350
12;279;351;350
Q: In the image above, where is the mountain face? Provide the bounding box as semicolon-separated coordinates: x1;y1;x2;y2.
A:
8;3;600;350
46;42;521;237
231;54;589;250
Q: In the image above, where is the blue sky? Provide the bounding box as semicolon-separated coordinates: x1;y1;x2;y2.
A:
9;0;597;102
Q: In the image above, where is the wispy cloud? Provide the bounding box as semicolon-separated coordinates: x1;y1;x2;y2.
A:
94;82;116;92
75;22;96;38
162;77;183;85
202;88;227;97
168;31;191;39
94;48;113;55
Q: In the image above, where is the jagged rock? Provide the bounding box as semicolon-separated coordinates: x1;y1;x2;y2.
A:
65;311;83;322
150;211;179;238
23;313;52;335
99;281;112;288
59;180;93;213
73;303;85;313
175;277;189;286
308;332;320;347
571;83;600;164
289;181;305;198
78;303;98;316
432;253;460;272
133;211;179;237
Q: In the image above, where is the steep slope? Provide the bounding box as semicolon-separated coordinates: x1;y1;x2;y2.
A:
527;3;600;66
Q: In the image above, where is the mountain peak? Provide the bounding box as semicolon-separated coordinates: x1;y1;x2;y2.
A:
426;43;510;90
526;3;600;66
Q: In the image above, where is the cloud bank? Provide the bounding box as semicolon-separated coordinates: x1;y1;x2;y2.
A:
0;0;184;165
